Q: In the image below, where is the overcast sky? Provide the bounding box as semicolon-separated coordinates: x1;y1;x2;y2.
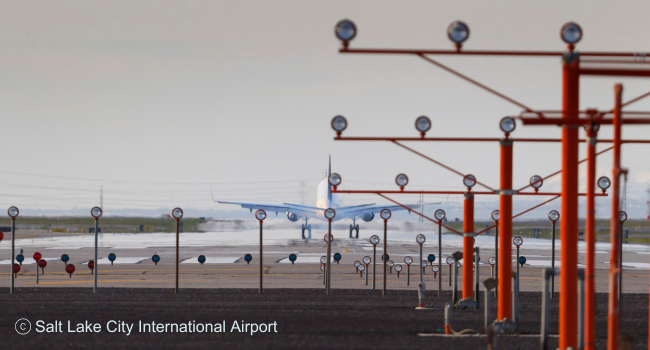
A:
1;0;650;219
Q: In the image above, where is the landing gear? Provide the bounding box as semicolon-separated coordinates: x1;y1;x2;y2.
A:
301;223;312;239
349;224;359;239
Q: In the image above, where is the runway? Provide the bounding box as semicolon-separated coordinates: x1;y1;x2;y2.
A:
2;226;649;293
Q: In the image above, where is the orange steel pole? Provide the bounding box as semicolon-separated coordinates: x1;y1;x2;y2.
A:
498;136;513;320
559;49;580;350
607;84;623;350
585;121;598;350
462;189;475;300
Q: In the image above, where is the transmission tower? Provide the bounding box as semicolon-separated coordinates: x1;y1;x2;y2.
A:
417;192;424;223
298;181;307;205
646;184;650;222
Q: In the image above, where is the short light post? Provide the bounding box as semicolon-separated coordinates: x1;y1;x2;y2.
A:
289;253;297;264
427;253;436;281
320;256;327;285
172;207;183;294
548;210;560;297
395;264;402;278
33;252;41;284
491;210;499;299
8;206;18;293
489;257;496;278
380;208;391;296
255;209;267;294
513;236;523;298
432;264;439;278
489;256;496;297
370;235;380;289
354;260;360;273
91;206;102;293
619;210;627;300
387;260;394;275
416;234;426;283
363;256;371;286
38;259;47;275
404;256;413;286
358;264;365;278
435;209;446;297
152;254;160;265
446;256;454;287
334;253;341;265
324;208;336;295
421;260;427;276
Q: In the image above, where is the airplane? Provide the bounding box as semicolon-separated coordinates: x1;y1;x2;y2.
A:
213;156;443;239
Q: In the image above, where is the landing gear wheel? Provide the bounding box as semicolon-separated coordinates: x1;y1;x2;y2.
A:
307;224;312;239
301;224;306;239
349;224;354;239
355;224;360;239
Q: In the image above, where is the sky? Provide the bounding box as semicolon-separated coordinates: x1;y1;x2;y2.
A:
1;0;650;219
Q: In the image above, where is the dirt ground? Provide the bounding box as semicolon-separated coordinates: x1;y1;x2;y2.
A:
0;287;646;349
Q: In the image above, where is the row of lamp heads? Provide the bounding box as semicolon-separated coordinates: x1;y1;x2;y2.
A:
330;169;612;194
334;115;600;139
6;206;185;220
335;19;583;48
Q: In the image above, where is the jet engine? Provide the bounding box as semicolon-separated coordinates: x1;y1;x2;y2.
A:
361;213;375;222
287;212;300;222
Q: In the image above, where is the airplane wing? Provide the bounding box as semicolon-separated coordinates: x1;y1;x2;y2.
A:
336;202;444;219
214;200;321;218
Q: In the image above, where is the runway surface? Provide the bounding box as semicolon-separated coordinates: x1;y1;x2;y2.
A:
1;226;649;293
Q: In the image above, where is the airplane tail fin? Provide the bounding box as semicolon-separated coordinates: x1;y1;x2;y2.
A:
327;155;332;202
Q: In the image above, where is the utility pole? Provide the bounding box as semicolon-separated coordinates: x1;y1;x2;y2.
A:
299;181;307;205
646;185;650;222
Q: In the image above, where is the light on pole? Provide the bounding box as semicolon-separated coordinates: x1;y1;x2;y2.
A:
255;209;267;294
530;175;544;193
363;256;371;286
404;256;413;286
334;20;357;49
434;209;446;296
331;115;348;137
415;115;431;138
324;208;336;295
598;176;611;194
549;210;560;297
491;209;500;299
447;20;470;50
380;208;391;296
8;206;18;294
416;234;426;283
33;252;42;284
328;173;342;191
446;256;454;287
91;206;102;293
370;235;380;289
395;174;408;191
513;236;523;299
172;207;183;294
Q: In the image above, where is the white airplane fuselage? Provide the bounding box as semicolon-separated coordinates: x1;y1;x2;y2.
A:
315;178;343;220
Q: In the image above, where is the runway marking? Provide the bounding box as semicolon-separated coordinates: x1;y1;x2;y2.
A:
342;248;351;253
